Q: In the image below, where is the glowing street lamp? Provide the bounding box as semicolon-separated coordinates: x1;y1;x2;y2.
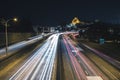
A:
4;17;18;55
13;18;18;22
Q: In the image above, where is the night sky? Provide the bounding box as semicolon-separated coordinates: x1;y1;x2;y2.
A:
0;0;120;26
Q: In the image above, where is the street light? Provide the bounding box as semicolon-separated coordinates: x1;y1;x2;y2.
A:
4;18;18;55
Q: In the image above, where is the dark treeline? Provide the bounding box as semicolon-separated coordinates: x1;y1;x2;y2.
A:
77;21;120;42
0;18;34;33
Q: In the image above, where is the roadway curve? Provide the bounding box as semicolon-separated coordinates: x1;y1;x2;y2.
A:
9;34;59;80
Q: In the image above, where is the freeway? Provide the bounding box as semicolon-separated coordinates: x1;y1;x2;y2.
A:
56;35;76;80
78;43;120;80
0;33;51;61
0;32;119;80
62;35;105;80
65;32;120;80
9;34;59;80
82;44;120;69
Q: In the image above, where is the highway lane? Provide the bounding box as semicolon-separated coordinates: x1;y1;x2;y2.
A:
1;32;119;80
56;35;65;80
69;33;120;80
0;36;46;79
63;38;87;80
9;34;59;80
83;44;120;69
78;43;120;80
63;34;107;80
0;33;51;61
56;35;76;80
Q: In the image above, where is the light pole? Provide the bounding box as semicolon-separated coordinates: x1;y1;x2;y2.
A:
4;18;18;55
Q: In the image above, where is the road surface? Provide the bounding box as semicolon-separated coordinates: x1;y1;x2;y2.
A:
9;34;59;80
0;32;120;80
